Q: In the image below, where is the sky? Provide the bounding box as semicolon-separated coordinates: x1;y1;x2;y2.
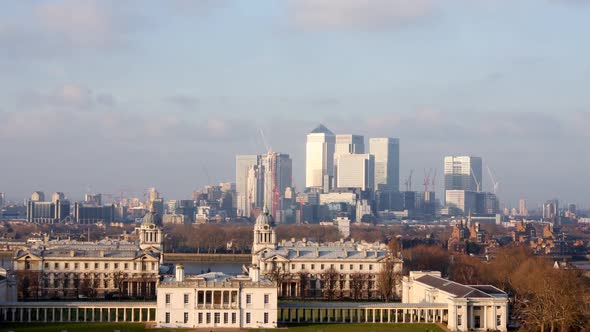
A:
1;0;589;208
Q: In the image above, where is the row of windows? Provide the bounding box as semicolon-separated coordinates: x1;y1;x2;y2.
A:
43;261;156;271
245;312;269;324
289;263;373;271
245;293;271;305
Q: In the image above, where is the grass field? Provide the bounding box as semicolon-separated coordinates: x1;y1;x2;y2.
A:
0;323;444;332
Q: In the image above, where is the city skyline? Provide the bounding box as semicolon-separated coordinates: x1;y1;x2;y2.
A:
1;1;589;207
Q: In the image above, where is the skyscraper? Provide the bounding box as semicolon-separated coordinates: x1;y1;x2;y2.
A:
519;199;528;216
334;134;364;188
369;138;400;192
262;152;292;219
236;155;259;216
0;192;5;208
444;156;483;192
336;154;374;191
31;191;45;202
306;124;335;192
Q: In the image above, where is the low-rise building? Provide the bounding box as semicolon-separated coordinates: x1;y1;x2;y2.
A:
156;264;277;329
403;271;508;331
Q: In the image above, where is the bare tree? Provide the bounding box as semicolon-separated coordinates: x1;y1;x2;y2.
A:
112;271;127;294
321;267;339;300
268;265;287;297
298;272;309;300
378;260;401;302
349;273;364;301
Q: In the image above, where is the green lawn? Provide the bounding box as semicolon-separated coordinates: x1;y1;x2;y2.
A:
255;323;445;332
0;323;444;332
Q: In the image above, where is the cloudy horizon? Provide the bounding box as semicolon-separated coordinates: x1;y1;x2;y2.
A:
1;0;589;208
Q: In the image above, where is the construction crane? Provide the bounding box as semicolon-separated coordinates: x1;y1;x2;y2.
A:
404;169;414;192
470;167;481;192
487;166;500;194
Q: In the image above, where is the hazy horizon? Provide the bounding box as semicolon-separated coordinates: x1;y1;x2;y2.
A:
1;0;589;208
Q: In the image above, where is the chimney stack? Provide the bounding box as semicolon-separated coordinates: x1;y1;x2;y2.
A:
176;264;185;282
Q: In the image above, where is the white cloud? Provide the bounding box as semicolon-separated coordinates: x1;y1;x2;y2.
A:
290;0;435;30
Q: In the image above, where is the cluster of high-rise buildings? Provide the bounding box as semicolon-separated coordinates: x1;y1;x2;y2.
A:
235;124;503;224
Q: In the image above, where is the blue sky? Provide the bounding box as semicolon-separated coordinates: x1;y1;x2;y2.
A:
1;0;589;208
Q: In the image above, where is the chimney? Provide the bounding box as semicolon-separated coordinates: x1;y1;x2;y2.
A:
70;250;75;257
250;265;260;282
175;264;185;282
99;250;105;258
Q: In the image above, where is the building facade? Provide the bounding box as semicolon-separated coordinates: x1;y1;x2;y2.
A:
403;271;508;331
306;124;335;193
157;265;277;329
336;154;375;192
444;156;483;193
369;138;400;192
251;208;403;300
13;207;163;300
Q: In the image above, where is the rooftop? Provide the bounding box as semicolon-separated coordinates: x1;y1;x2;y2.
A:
415;275;507;299
309;124;334;135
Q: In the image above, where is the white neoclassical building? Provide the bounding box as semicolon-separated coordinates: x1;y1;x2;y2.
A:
403;271;508;332
156;264;277;329
251;207;403;299
13;205;164;299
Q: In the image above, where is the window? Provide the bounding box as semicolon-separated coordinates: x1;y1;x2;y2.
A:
301;264;305;270
320;264;324;270
457;315;462;325
184;294;189;304
474;316;481;328
340;264;344;270
359;264;363;270
206;313;211;324
369;264;373;270
64;263;69;269
94;263;99;269
114;263;118;269
104;263;109;269
264;294;270;304
184;312;188;323
330;264;334;269
291;264;295;270
264;312;269;324
54;263;59;269
214;312;221;324
152;262;156;270
124;263;128;269
246;312;251;324
198;313;203;324
232;313;236;324
350;264;353;270
165;312;170;324
496;315;501;326
224;312;228;324
44;263;49;269
74;263;79;269
165;293;171;304
311;264;315;270
246;294;252;304
84;263;89;269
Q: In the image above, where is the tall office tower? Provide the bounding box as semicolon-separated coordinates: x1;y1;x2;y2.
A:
0;192;5;208
369;138;400;192
444;156;483;192
31;191;45;202
236;155;260;216
306;124;335;193
262;152;292;219
51;192;65;203
519;199;528;216
336;154;375;191
245;164;265;217
84;193;102;206
445;190;476;215
543;199;558;220
335;134;364;155
148;187;160;202
334;134;364;188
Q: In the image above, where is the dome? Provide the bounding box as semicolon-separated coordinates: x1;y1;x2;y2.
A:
255;206;274;226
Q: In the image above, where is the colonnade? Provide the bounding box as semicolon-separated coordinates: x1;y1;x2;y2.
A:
278;306;448;324
0;304;156;323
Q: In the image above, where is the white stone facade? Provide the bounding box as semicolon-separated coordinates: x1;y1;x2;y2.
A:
403;271;508;332
156;266;277;329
